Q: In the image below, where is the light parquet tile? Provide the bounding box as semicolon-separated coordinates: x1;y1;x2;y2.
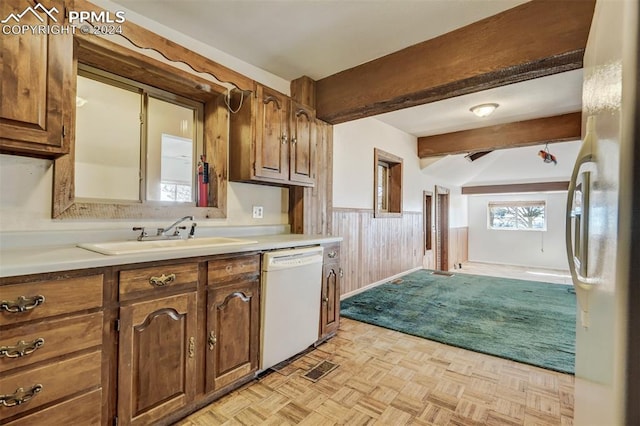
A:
176;318;574;426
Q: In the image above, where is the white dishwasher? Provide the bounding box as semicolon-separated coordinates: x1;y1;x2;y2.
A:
260;246;324;371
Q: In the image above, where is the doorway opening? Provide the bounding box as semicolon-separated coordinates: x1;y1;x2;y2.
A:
435;185;450;271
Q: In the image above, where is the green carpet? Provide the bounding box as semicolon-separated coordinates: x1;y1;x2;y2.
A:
341;269;576;374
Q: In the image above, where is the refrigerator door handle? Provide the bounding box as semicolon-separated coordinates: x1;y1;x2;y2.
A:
565;116;597;290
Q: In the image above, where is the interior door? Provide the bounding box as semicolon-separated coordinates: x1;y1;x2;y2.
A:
568;0;639;424
434;186;449;271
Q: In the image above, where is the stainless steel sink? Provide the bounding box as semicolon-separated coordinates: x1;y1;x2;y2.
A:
78;237;258;255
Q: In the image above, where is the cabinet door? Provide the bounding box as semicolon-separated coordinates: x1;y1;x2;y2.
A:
206;279;259;393
289;102;316;185
321;262;341;339
254;85;289;181
118;292;197;426
0;0;72;157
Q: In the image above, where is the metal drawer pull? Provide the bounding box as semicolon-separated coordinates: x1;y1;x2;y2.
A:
208;331;217;350
327;251;337;259
323;297;329;303
0;295;45;313
148;273;176;287
0;338;45;358
339;268;344;278
0;384;43;407
188;337;195;358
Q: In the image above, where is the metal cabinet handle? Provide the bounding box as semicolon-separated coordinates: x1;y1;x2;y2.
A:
188;337;195;358
281;134;288;145
291;137;297;144
323;297;329;303
327;251;337;259
0;384;43;407
0;338;45;359
0;295;45;313
208;331;217;350
339;268;344;278
149;273;176;287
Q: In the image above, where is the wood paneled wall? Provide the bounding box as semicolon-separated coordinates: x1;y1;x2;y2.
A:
332;208;423;296
448;226;469;269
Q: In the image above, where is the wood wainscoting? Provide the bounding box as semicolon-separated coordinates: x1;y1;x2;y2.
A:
332;208;423;296
448;226;469;270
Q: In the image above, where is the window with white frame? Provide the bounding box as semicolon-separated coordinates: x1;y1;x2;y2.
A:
487;201;546;230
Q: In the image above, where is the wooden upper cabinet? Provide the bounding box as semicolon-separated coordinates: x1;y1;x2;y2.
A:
229;83;316;187
290;102;316;185
0;0;73;157
254;85;289;181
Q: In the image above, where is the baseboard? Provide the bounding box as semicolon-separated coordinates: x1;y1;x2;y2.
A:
340;267;423;300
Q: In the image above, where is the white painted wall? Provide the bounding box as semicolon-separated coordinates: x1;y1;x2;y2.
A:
0;7;294;233
332;117;466;224
467;192;569;270
0;154;288;232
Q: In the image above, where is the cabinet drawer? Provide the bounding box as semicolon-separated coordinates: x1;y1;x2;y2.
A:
323;244;340;262
119;263;198;301
0;275;103;326
0;312;103;373
208;254;260;285
0;350;101;421
3;388;102;426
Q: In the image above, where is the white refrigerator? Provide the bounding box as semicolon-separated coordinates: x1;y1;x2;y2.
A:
566;0;639;424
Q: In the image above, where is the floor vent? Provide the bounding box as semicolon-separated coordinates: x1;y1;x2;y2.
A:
302;360;338;382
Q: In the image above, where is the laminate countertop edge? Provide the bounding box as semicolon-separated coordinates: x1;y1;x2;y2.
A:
0;234;342;278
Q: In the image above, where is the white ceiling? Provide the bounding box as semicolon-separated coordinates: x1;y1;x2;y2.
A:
376;69;583;137
110;0;528;81
108;0;584;186
422;141;581;187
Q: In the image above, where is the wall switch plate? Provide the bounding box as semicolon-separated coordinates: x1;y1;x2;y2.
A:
252;206;264;219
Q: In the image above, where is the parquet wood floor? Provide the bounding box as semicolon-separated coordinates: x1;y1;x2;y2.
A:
177;319;573;425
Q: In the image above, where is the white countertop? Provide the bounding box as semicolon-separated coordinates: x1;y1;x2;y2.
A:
0;234;342;278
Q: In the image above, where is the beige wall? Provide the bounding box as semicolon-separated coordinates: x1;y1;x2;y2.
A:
332;117;468;293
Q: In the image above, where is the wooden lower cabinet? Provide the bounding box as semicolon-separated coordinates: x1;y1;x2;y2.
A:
1;247;338;425
205;278;260;393
118;292;197;426
320;244;341;340
0;271;105;425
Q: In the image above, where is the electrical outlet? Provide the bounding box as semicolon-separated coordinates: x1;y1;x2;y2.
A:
252;206;264;219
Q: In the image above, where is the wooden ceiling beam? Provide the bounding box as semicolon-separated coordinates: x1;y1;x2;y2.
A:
462;181;570;195
417;112;581;158
315;0;595;124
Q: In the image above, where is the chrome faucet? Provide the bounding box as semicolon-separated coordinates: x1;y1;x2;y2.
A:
133;216;197;241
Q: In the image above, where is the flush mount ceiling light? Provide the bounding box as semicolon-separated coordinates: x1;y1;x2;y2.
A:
470;103;499;117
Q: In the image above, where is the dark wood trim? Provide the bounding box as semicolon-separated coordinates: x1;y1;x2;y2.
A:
291;76;316;109
315;0;595;124
418;112;581;158
74;0;253;91
289;186;305;234
462;181;570;195
373;148;403;218
435;186;450;272
423;191;433;253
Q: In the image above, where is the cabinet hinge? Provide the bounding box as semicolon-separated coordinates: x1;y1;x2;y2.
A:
115;319;120;332
113;416;118;426
62;125;66;138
